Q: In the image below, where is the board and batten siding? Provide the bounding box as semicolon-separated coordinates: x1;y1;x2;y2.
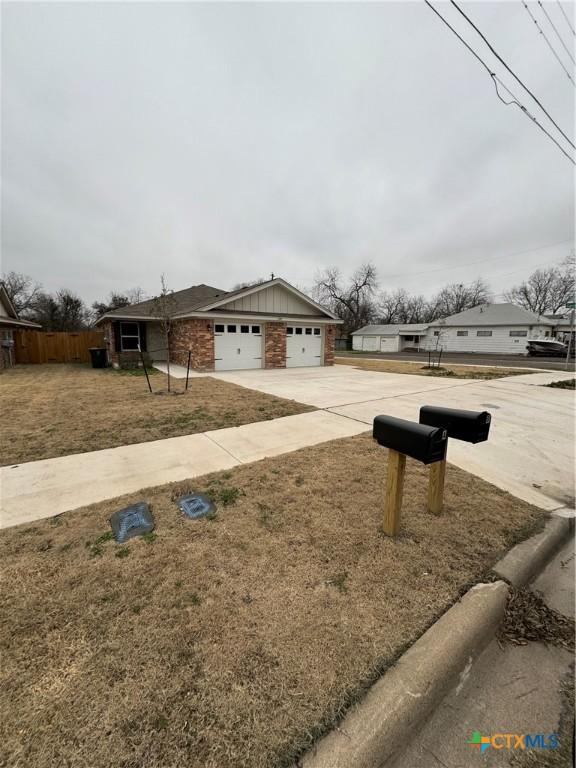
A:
423;326;550;355
218;285;315;316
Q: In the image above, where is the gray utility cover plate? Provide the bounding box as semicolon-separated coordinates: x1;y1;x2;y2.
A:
177;493;216;520
110;502;155;543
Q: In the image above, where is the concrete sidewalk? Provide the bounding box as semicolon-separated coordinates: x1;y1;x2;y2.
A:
214;367;575;509
0;410;366;529
392;534;575;768
2;365;573;528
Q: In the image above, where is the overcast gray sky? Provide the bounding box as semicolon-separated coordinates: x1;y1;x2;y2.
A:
2;1;574;305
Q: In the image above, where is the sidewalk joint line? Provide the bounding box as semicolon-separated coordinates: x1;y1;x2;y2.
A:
203;432;244;464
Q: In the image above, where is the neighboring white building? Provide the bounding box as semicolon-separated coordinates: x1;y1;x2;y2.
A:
352;303;562;356
352;324;430;352
423;303;554;355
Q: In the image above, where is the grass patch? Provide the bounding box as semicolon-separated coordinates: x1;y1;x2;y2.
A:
546;378;575;390
0;364;314;466
336;357;529;380
0;434;545;768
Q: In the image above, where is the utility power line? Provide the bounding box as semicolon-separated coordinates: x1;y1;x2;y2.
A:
382;238;573;280
556;0;576;36
450;0;575;150
538;0;575;64
523;0;576;84
424;1;575;164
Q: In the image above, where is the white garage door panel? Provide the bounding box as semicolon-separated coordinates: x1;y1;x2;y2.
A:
214;323;263;371
287;326;322;367
362;336;379;352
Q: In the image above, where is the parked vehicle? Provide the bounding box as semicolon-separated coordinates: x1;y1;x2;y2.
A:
526;339;573;357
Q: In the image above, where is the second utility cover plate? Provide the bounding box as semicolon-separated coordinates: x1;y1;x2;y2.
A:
177;493;216;520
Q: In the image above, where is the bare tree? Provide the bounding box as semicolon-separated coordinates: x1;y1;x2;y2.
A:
432;278;491;318
28;289;90;330
377;289;408;324
232;278;266;290
125;286;148;305
91;287;149;321
153;275;178;392
504;256;575;315
313;263;378;334
1;271;43;317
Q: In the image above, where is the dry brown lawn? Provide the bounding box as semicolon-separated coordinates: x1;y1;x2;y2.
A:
0;364;313;466
0;434;545;768
336;356;529;379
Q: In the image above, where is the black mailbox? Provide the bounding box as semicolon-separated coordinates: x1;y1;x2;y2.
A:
419;406;491;444
373;415;448;464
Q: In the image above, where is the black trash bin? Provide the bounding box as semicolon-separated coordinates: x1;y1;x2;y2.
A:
89;347;108;368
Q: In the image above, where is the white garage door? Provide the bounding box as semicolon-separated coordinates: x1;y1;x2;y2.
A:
286;325;322;367
362;336;379;352
214;322;263;371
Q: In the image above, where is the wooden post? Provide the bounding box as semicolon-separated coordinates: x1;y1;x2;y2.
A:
428;459;446;515
384;449;406;537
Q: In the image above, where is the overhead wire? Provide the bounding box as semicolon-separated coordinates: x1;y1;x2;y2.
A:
424;1;575;164
556;0;576;37
450;0;575;148
538;0;575;64
381;239;574;279
523;0;576;84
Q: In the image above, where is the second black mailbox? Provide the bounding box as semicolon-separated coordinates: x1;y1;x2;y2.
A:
373;415;448;464
419;406;491;444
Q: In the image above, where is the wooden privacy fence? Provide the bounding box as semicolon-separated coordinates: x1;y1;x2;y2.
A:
14;330;106;365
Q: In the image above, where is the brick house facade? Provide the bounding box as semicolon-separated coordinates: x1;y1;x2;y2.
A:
169;319;215;371
97;278;341;371
103;318;337;371
323;323;336;366
264;322;287;369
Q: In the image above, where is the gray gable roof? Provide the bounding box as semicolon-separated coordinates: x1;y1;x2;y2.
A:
429;303;554;327
352;323;429;335
102;284;226;319
97;276;339;323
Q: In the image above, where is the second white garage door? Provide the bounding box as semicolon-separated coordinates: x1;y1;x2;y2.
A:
286;325;322;367
214;322;263;371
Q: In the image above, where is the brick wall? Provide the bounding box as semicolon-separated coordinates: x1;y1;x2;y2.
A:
169;318;215;371
101;321;117;366
324;324;336;366
265;322;286;368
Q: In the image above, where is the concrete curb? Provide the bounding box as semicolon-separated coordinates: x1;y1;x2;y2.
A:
492;510;575;587
300;581;509;768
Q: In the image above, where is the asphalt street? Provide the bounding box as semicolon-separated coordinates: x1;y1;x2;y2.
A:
336;350;576;371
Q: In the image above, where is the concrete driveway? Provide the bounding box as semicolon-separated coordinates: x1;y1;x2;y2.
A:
213;366;575;510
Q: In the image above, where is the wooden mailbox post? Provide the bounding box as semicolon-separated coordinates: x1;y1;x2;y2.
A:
373;416;448;537
419;406;492;515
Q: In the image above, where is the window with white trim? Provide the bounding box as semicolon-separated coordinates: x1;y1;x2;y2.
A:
509;330;527;337
477;330;492;337
215;324;224;333
120;322;140;351
457;331;468;337
313;328;321;335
